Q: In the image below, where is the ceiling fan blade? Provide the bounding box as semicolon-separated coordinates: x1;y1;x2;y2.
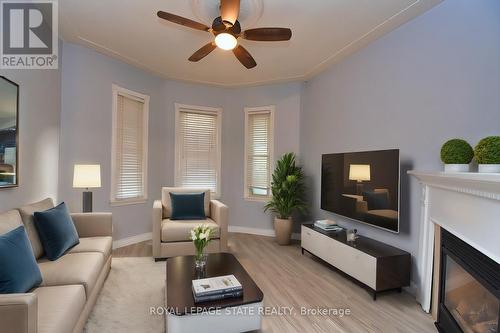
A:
157;11;210;32
220;0;240;26
233;45;257;69
243;28;292;41
188;43;217;62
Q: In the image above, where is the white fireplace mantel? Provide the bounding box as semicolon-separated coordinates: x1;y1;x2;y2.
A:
408;171;500;313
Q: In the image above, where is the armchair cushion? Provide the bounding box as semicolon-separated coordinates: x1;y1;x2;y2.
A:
162;187;210;218
170;192;206;220
161;218;220;242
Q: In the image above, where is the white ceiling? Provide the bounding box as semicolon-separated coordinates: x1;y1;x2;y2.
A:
59;0;441;87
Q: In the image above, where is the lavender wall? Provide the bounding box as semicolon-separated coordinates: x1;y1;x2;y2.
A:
0;48;61;211
300;0;500;287
59;43;301;240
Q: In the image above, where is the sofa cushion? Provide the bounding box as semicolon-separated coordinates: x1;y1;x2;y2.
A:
68;236;112;259
0;209;23;235
170;192;206;220
19;198;54;259
38;252;104;297
161;218;220;242
34;202;80;260
0;226;42;293
162;187;210;218
34;285;85;333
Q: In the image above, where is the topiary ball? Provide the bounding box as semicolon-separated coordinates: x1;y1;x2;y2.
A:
474;136;500;164
440;139;474;164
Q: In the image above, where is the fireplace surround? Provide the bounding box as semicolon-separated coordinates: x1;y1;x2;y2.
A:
436;229;499;333
408;171;500;317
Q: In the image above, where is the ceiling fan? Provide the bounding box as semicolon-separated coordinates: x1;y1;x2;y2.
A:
157;0;292;69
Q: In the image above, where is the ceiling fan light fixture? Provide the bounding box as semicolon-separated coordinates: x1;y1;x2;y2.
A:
215;33;237;50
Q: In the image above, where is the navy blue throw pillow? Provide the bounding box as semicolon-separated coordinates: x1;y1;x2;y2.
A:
0;226;42;293
170;192;206;220
33;202;79;261
363;191;390;210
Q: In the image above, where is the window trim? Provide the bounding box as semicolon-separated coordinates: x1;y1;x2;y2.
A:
174;103;223;198
244;105;275;201
110;84;150;206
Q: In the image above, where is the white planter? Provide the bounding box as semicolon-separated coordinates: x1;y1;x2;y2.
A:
478;164;500;173
444;164;470;173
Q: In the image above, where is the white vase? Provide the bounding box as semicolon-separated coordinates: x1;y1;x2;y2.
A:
478;164;500;173
444;164;470;173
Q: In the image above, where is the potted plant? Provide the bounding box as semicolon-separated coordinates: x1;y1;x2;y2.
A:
474;136;500;173
190;224;213;269
265;152;307;245
440;139;474;173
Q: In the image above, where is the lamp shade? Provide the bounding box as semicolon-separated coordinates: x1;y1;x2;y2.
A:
349;164;371;182
73;164;101;188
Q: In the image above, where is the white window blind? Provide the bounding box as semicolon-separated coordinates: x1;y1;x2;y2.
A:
111;85;149;204
245;106;274;199
175;104;222;196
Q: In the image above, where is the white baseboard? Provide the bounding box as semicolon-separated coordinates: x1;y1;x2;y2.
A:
403;280;418;297
112;227;302;250
113;232;152;249
228;226;301;240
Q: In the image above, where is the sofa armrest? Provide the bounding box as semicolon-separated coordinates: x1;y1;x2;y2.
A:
152;200;163;258
0;293;38;333
210;200;228;251
71;212;113;238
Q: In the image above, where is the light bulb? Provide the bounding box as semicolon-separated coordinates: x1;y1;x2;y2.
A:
215;33;237;50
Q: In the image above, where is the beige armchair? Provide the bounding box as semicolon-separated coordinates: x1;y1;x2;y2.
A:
153;187;228;260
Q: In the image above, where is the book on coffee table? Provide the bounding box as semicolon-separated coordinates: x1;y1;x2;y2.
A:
192;274;243;300
193;290;243;303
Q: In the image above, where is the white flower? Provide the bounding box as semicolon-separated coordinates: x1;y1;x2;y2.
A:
199;233;206;240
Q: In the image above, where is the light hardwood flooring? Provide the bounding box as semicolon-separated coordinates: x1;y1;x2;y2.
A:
113;233;435;333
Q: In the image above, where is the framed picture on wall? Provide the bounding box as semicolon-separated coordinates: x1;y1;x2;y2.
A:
0;76;19;188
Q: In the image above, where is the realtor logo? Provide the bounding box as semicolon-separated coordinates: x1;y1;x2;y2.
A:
1;0;58;69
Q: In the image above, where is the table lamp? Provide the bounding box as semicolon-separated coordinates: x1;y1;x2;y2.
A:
73;164;101;213
349;164;371;195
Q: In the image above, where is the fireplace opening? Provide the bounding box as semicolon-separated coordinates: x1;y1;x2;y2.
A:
436;229;500;333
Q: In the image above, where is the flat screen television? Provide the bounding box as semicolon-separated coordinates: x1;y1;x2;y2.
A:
321;149;400;233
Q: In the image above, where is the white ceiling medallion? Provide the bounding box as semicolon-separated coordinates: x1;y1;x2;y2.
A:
190;0;263;28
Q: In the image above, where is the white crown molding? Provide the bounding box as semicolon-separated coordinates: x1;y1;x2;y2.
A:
303;0;443;80
63;0;442;88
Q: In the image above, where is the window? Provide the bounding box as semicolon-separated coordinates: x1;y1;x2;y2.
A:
111;85;149;204
244;106;274;200
175;104;222;197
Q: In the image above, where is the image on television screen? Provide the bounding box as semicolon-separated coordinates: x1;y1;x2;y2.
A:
321;149;400;233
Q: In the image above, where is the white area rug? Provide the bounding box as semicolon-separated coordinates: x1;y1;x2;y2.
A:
84;258;165;333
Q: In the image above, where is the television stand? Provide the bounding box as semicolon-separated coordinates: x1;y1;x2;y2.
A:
301;224;410;300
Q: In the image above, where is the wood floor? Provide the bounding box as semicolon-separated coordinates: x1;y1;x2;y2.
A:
113;233;436;333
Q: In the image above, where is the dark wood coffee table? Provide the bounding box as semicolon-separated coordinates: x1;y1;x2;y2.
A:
165;253;264;333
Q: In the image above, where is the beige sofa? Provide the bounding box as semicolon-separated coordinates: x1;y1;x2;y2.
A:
0;198;113;333
153;187;228;260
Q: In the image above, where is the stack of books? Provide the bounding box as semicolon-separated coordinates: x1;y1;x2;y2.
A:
314;219;343;232
192;274;243;303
